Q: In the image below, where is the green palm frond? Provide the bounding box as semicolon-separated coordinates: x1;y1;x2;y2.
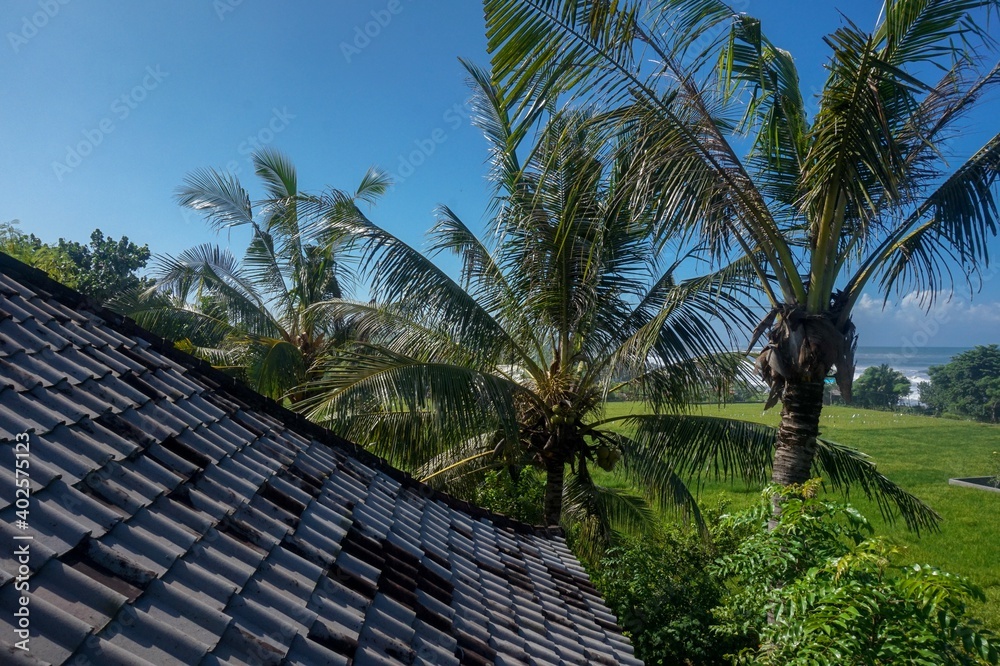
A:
603;429;703;524
319;206;540;376
354;166;393;206
299;345;526;459
253;146;298;200
563;468;658;552
815;438;940;533
175;168;255;231
863;132;1000;308
597;413;775;485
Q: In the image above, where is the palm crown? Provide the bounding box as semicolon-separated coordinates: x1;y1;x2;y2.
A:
129;148;387;400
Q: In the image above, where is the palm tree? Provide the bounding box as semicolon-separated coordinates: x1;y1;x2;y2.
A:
298;66;935;539
128;148;388;400
484;0;1000;503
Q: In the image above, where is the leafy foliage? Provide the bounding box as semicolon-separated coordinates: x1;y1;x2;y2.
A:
297;65;929;544
853;364;912;410
1;221;150;304
473;468;545;524
713;483;998;665
921;345;1000;423
58;229;152;304
594;520;748;665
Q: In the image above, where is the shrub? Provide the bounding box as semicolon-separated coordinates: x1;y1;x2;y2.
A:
715;483;998;666
593;521;749;665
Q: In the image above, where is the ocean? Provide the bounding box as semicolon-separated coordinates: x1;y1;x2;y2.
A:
852;346;971;403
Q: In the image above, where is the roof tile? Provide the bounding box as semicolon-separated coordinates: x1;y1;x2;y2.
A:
0;253;642;665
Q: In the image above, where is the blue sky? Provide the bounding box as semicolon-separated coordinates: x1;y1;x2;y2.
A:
2;0;999;347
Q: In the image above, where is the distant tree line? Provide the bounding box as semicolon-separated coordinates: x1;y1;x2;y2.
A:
920;346;1000;424
1;221;151;305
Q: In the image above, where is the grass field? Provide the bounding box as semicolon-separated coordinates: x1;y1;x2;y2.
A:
598;402;1000;629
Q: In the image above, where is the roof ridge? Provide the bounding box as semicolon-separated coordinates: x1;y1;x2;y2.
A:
0;250;563;538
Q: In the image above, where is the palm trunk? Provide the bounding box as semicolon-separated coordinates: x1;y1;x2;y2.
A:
543;457;565;526
772;380;825;486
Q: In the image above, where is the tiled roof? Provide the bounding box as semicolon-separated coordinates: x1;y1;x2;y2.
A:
0;253;642;666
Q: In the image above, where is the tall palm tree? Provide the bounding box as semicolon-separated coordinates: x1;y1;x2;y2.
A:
128;148;388;400
484;0;1000;498
299;66;935;538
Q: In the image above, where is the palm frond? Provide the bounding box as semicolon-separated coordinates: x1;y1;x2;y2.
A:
174;168;255;231
815;437;940;533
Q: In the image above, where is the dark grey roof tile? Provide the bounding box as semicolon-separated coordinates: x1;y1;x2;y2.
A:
0;386;68;436
266;473;313;508
240;578;317;633
283;631;351;666
170;484;230;523
256;546;321;601
0;315;69;356
31;559;128;630
154;395;221;431
0;580;92;664
309;581;367;633
146;441;201;481
334;550;381;591
44;477;124;536
231;501;291;546
98;522;181;577
352;645;408;666
357;623;416;664
181;422;240;459
185;534;259;591
2;292;44;323
131;400;192;438
119;406;181;443
126;505;200;555
226;594;303;655
122;368;188;403
285;522;342;569
0;350;56;390
200;460;260;501
133;579;230;651
7;491;88;555
159;558;237;611
146;494;212;540
209;619;288;666
82;340;149;374
413;616;459;652
3;431;86;486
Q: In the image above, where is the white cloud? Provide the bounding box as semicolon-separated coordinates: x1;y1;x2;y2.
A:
851;291;1000;346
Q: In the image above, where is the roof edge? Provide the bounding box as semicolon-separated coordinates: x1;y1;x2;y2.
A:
0;251;564;539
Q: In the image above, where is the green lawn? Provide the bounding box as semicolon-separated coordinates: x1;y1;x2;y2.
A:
598;402;1000;629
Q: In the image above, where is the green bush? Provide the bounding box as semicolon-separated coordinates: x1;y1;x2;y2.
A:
593;521;749;665
715;483;998;666
473;468;545;524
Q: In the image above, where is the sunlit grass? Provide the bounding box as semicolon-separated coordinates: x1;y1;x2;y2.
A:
595;401;1000;629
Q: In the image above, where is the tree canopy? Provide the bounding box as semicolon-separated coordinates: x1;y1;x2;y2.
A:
854;364;912;410
1;221;150;305
921;345;1000;422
